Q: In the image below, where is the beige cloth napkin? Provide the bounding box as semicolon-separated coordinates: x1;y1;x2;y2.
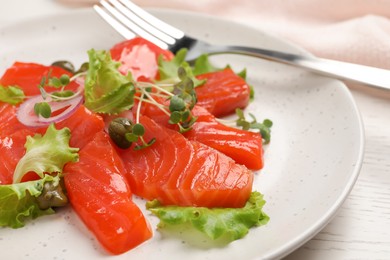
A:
129;0;390;70
62;0;390;70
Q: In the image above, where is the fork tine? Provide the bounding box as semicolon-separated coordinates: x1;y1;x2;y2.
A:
118;0;185;39
109;0;176;45
98;0;168;49
94;5;136;40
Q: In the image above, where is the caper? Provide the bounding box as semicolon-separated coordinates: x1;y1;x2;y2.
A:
36;179;68;210
51;60;75;73
74;62;89;74
108;117;134;149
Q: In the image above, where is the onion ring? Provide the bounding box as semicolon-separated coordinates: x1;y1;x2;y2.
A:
17;94;84;127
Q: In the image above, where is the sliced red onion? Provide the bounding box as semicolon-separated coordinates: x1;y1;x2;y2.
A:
17;94;84;127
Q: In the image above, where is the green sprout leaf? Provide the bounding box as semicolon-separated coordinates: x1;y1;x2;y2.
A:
59;74;70;86
235;108;273;144
34;102;51;118
132;123;145;136
125;133;139;143
0;85;25;105
169;111;182;124
169;95;186;112
50;90;75;99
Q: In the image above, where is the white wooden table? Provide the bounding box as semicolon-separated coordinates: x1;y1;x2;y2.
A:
1;1;389;259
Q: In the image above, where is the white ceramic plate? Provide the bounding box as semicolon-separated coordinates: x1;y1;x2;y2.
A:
0;8;364;260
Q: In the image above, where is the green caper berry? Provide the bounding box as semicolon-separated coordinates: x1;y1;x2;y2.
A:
36;179;68;210
108;118;134;149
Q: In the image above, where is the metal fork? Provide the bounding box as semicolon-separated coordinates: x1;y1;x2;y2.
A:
94;0;390;91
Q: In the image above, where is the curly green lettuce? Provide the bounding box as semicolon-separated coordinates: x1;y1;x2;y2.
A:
84;49;135;114
0;174;66;228
13;124;79;183
146;191;269;241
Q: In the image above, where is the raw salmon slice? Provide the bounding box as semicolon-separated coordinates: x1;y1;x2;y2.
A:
0;103;26;137
64;131;152;255
133;98;264;170
185;106;264;170
0;62;79;96
0;61;104;149
195;68;251;117
0;102;104;185
54;105;105;149
110;38;250;117
110;37;174;81
117;115;253;208
0;103;104;150
0;129;34;184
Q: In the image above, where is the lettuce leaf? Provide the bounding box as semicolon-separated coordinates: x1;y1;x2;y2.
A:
13;124;79;183
192;54;220;76
147;191;269;241
0;85;25;105
157;49;206;87
84;49;135;114
0;174;62;228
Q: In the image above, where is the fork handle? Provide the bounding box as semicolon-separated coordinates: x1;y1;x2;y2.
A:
189;44;390;90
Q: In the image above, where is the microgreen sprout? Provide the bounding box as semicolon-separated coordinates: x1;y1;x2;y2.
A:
168;67;198;132
235;108;273;144
132;67;198;134
33;67;86;119
34;102;52;118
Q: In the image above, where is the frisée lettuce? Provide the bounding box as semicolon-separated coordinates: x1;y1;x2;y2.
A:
13;124;79;183
0;174;66;228
84;49;135;114
146;191;269;242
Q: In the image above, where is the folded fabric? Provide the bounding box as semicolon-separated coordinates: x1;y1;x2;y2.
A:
132;0;390;70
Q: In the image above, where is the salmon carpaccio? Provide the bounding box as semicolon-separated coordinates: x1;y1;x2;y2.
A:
116;115;254;208
0;37;264;254
110;37;251;117
111;38;263;169
64;131;152;254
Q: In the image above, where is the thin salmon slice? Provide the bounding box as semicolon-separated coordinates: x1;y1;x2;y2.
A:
110;37;174;81
0;103;104;185
0;61;104;149
0;129;34;184
109;38;250;118
0;103;104;150
185;106;264;170
134;98;264;170
195;68;251;117
117;115;253;208
0;103;26;137
54;105;105;149
64;131;152;255
0;62;79;96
